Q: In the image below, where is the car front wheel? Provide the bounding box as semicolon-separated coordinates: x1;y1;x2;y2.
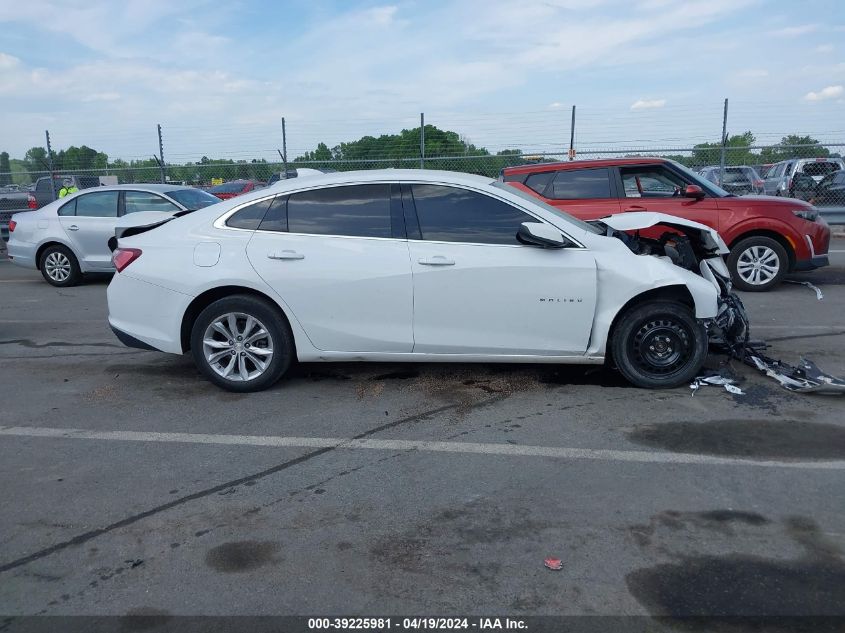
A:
190;295;294;392
611;301;708;389
727;236;787;292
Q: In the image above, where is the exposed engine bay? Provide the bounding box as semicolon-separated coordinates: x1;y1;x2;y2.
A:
593;212;845;394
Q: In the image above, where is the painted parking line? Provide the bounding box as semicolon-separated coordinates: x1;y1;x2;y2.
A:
1;425;843;471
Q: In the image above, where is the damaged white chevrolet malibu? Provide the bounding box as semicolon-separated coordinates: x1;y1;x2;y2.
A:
106;170;748;392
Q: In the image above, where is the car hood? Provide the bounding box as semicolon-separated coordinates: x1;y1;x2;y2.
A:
597;212;730;255
726;194;813;207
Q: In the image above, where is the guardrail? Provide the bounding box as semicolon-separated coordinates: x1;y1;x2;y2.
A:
818;208;845;226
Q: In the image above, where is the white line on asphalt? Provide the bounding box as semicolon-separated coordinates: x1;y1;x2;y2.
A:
1;425;843;471
753;325;844;330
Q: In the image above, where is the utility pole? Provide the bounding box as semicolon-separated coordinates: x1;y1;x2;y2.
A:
45;130;56;201
420;112;425;169
281;118;288;175
569;105;576;161
157;124;166;183
719;98;729;184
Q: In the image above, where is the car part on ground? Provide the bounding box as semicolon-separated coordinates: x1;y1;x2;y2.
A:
745;354;845;394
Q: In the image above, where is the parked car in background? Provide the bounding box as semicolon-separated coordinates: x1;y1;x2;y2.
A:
755;164;773;178
0;189;36;241
208;179;263;200
266;168;330;186
107;169;746;392
762;157;845;197
32;175;102;208
698;166;764;195
6;185;220;287
811;171;845;207
501;157;830;291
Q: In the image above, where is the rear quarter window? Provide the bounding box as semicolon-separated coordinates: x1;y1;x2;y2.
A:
226;197;276;230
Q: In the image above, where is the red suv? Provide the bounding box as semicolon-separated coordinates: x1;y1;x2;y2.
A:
502;158;830;291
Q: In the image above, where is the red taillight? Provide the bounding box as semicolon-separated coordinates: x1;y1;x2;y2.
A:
112;248;142;272
27;194;36;209
8;220;16;232
754;179;763;187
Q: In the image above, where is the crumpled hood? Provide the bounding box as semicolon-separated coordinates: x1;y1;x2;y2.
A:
597;212;730;255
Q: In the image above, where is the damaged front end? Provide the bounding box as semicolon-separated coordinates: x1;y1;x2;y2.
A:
594;212;845;394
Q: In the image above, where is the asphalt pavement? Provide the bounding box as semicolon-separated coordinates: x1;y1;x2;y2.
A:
0;239;844;629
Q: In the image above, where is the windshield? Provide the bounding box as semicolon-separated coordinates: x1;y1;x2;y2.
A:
491;181;602;234
209;181;249;194
165;188;221;209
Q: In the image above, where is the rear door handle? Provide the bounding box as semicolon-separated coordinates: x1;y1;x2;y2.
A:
68;225;79;231
418;256;455;266
623;206;646;212
268;250;304;260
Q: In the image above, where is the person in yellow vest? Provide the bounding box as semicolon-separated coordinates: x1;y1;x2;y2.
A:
58;178;78;198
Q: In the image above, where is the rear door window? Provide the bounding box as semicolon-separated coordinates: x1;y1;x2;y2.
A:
74;191;119;217
524;172;555;196
124;191;180;214
287;184;392;238
410;184;535;245
547;168;612;199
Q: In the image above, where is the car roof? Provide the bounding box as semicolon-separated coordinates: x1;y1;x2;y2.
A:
265;169;494;193
501;157;671;175
74;184;198;192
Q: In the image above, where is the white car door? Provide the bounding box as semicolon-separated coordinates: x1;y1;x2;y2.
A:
57;190;119;270
406;183;597;355
245;184;414;353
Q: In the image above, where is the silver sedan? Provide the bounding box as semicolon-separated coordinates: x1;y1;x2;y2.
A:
6;184;221;286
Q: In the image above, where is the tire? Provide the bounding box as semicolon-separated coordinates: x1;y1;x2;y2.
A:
611;301;708;389
190;294;294;393
39;244;82;287
727;236;787;292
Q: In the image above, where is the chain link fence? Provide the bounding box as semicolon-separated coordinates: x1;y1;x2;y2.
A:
3;100;844;229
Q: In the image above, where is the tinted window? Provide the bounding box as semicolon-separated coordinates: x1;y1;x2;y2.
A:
802;162;840;177
209;181;249;194
58;199;76;216
620;166;686;197
74;191;118;217
165;188;220;210
411;184;535;245
548;168;611;199
258;197;288;232
124;191;180;214
287;184;391;238
226;197;275;230
524;172;555;195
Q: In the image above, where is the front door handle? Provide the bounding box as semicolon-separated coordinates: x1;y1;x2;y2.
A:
418;256;455;266
268;251;304;260
68;225;79;231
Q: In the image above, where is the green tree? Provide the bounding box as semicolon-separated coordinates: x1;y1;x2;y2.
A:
23;146;50;173
0;152;11;185
691;131;757;168
760;135;829;163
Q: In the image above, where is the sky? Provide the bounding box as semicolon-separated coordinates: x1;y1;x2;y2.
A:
1;0;844;164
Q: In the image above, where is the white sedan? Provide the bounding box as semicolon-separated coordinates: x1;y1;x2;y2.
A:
107;169;746;391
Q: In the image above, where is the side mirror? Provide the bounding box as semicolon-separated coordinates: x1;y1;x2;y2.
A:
517;222;570;248
684;184;705;199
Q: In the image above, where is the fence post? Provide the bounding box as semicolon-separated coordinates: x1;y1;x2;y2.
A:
569;106;576;161
45;130;56;200
719;98;728;182
157;124;166;184
420;113;425;169
281;117;288;174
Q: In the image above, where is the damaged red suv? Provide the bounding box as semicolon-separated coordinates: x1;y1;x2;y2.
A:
501;158;830;291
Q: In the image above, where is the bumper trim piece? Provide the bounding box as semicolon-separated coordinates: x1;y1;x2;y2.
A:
110;325;160;351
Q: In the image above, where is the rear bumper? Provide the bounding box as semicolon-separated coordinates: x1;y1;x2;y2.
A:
6;238;37;269
110;325;160;351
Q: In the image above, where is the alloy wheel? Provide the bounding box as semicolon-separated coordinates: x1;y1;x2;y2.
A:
202;312;274;382
736;245;780;286
44;251;71;283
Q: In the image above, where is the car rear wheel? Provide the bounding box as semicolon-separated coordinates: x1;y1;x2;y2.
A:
190;295;294;392
611;301;707;389
727;236;787;292
39;245;81;287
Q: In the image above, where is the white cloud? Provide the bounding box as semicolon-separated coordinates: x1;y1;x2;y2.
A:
815;44;834;53
768;24;818;37
630;99;666;110
365;5;399;26
804;85;844;101
548;102;564;109
0;52;20;68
